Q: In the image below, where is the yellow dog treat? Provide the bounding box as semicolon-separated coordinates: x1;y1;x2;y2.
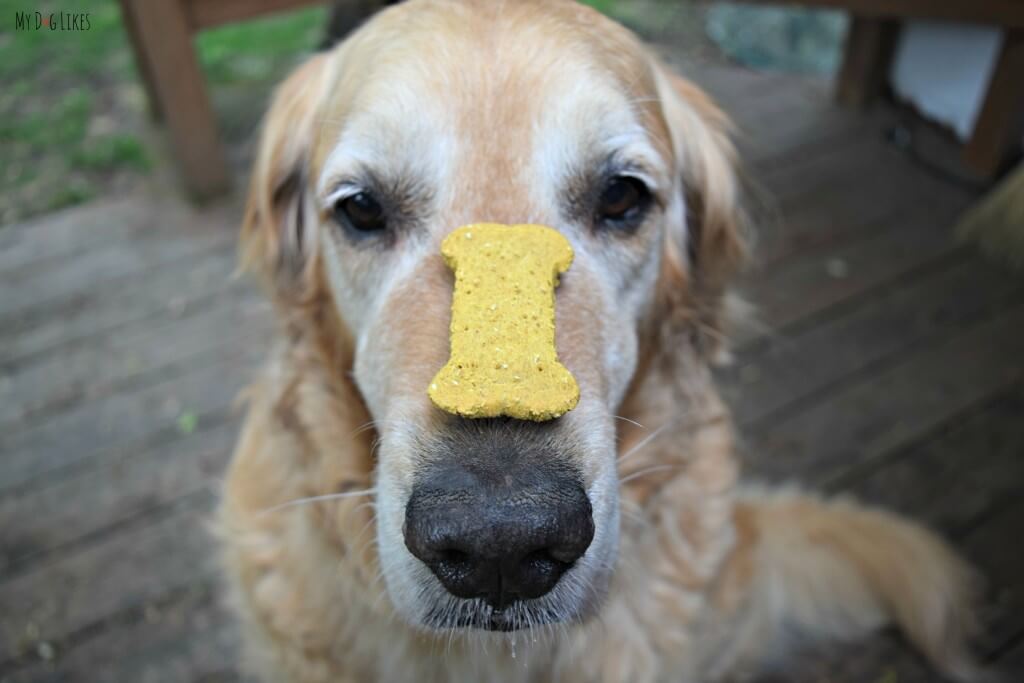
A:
429;224;580;421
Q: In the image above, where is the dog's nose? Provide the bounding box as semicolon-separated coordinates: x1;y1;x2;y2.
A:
404;463;594;609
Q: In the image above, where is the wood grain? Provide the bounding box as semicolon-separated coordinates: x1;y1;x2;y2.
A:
836;16;900;107
123;0;231;197
964;28;1024;176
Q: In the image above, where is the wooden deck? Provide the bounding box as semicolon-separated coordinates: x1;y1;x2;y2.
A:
1;58;1022;682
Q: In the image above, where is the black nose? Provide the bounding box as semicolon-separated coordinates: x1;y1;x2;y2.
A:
404;462;594;609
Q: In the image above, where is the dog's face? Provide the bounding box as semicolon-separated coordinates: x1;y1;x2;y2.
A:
243;0;743;633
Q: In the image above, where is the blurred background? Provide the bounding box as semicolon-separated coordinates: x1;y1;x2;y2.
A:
1;1;1022;681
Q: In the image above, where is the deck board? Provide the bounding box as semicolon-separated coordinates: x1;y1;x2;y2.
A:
0;241;244;367
745;303;1024;484
0;498;216;663
0;420;238;575
0;200;161;274
718;256;1024;428
1;581;239;683
0;220;236;321
1;54;1021;682
830;382;1024;530
1;297;270;427
736;217;971;344
0;341;265;495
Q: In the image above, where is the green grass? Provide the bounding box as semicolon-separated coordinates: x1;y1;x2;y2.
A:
70;134;150;171
197;7;326;85
582;0;619;15
0;0;325;224
0;90;92;151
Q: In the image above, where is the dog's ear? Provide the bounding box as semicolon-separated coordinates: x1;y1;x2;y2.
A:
240;53;334;307
653;68;748;360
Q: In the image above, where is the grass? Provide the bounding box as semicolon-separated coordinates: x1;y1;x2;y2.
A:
197;7;327;85
583;0;619;14
0;1;128;221
0;0;325;225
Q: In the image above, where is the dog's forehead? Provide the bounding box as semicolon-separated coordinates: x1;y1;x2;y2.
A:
314;6;670;205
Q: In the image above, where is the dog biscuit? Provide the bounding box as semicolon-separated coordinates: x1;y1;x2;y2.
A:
429;223;580;421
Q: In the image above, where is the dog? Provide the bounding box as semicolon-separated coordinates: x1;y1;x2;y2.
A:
218;1;981;680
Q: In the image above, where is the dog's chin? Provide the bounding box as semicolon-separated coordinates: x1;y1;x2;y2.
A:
400;560;613;635
420;597;584;633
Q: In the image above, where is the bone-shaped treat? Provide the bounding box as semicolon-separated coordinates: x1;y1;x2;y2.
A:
429;223;580;421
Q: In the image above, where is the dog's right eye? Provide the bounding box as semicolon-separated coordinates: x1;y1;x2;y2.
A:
333;192;386;234
595;176;651;233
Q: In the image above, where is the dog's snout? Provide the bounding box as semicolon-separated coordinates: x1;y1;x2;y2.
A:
404;462;594;609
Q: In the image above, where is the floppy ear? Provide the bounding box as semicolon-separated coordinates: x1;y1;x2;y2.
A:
240;53;334;308
654;68;748;360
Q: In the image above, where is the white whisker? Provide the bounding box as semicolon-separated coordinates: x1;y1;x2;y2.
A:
618;463;682;486
259;488;377;514
613;415;645;429
350;417;422;439
351;421;379;437
617;420;675;464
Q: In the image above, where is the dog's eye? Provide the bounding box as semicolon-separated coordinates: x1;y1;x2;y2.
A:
597;176;650;226
334;192;386;233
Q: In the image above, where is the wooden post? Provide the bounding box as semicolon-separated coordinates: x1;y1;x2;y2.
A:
836;15;901;108
964;28;1024;178
117;0;163;122
124;0;231;199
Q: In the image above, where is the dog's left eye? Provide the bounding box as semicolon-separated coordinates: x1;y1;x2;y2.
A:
597;176;650;227
333;191;386;234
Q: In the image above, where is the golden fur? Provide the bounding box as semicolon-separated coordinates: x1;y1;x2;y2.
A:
219;1;981;680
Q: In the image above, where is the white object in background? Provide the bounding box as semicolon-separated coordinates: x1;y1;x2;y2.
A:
890;21;1002;140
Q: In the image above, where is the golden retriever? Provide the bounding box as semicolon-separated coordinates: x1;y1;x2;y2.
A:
218;1;980;680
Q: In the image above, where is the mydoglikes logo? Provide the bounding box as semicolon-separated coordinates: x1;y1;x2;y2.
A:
15;11;91;31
